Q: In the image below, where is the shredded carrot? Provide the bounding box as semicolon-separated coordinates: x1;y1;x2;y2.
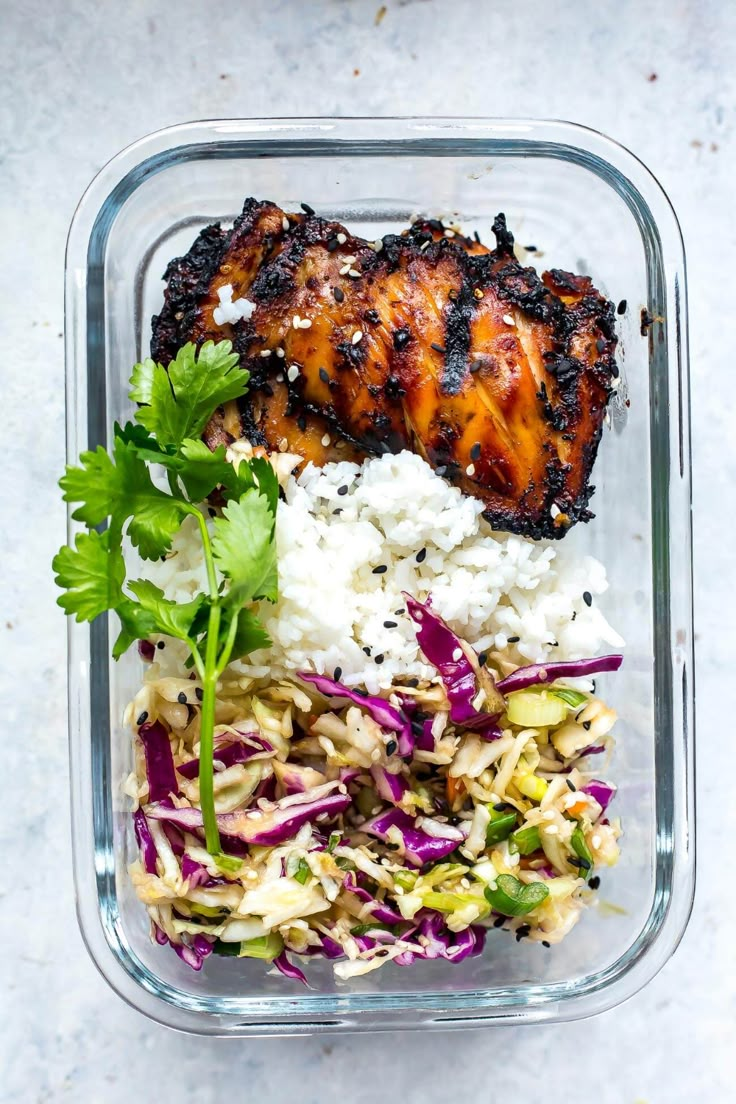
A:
446;775;465;805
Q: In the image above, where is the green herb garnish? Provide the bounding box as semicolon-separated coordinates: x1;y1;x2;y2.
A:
570;825;593;880
484;874;549;917
508;824;542;856
485;807;517;846
553;688;589;708
53;340;277;859
293;857;311;885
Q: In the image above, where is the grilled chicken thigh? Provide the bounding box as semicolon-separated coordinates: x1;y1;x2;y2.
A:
151;199;618;539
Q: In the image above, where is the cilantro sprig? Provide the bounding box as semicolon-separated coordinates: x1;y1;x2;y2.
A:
53;340;277;856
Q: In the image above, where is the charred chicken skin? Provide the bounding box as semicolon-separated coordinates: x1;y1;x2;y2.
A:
151;199;619;539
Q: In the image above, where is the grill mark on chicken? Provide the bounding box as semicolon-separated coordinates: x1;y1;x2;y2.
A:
151;199;619;539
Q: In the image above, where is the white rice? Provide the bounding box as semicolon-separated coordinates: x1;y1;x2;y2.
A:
148;450;623;695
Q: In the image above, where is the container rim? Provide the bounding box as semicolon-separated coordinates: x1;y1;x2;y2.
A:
64;116;695;1035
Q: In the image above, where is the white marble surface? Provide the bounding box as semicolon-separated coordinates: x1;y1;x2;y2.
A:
2;0;733;1099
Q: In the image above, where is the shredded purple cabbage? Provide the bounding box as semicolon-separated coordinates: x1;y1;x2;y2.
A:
138;721;179;803
177;735;271;780
364;808;463;867
153;924;213;971
496;654;623;694
273;950;308;985
581;779;617;812
147;783;351;847
132;809;157;874
298;671;413;757
370;765;408;805
342;872;405;924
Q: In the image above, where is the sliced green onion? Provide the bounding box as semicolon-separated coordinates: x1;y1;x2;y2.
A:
394;869;418;891
570;825;593;880
327;832;340;853
553;687;589;708
238;933;284;961
212;939;242;956
509;824;542;855
506;688;568;727
484;874;549;917
214;853;243;875
293;857;311;885
485;809;517;845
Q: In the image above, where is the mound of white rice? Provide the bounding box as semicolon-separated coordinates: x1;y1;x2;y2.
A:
148;450;622;694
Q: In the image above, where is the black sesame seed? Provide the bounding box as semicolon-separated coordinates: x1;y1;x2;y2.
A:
394;608;405;616
300;202;315;216
333;286;344;302
474;231;482;244
383;620;398;628
571;610;577;621
195;687;203;702
326;236;340;252
136;711;149;726
494;802;511;812
410;716;425;735
372;565;387;574
588;876;601;890
469;361;481;374
364;309;380;324
477;652;488;667
542;940;551;948
297;414;307;431
595;337;607;355
393;327;411;350
431;342;446;354
334;666;343;682
493;916;506;929
177;691;187;704
507;636;520;643
566;779;577;792
515;924;531;942
617;299;627;315
337;484;349;496
583;720;592;731
525;244;538;252
416;547;427;563
319;367;330;385
208;507;217;518
470;441;481;461
385;739;398;756
406;678;419;688
362;646;372;656
434;465;447;476
332;508;343;516
375;654;385;664
583;591;593;607
156;641;165;650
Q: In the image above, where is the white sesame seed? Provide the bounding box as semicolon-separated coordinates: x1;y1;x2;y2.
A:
452;647;462;661
466;463;476;476
276;347;285;358
348;268;361;278
420;240;430;252
502;313;515;326
373;239;383;252
299;318;312;329
282;216;290;231
292;315;301;329
444;228;456;238
275;373;284;383
592;834;602;849
336;232;347;244
321;434;331;447
544;825;559;836
278;437;288;453
259;349;272;358
352;330;363;345
287;364;300;383
342;255;356;265
339;264;351;276
550;503;561;518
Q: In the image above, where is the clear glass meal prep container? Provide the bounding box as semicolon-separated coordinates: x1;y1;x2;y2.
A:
65;117;694;1035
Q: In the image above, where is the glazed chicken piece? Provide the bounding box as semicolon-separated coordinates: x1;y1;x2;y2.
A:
151;199;618;539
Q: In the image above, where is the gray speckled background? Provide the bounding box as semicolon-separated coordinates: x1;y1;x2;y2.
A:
1;1;732;1100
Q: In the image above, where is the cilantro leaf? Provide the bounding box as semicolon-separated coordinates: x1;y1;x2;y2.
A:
223;606;271;661
177;439;239;502
212;489;278;606
248;456;279;517
127;579;206;641
112;599;159;659
52;529;125;621
130;341;246;450
60;437;189;559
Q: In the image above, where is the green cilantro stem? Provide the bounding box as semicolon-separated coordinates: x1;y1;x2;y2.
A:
199;600;222;854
